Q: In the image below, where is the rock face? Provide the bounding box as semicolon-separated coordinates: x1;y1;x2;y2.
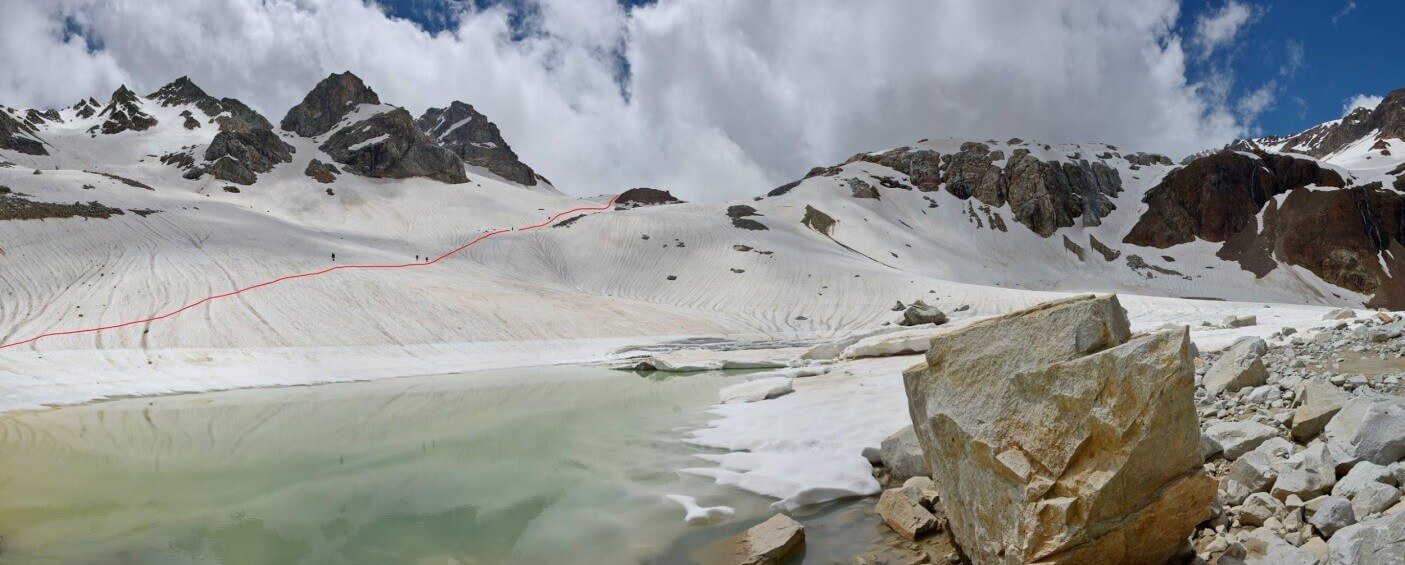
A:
95;85;158;135
280;72;381;138
902;294;1214;564
201;129;295;185
416;101;541;186
845;143;1123;237
0;109;48;155
1124;151;1345;248
319;108;468;184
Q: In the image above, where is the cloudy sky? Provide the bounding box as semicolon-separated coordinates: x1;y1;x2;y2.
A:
0;0;1395;200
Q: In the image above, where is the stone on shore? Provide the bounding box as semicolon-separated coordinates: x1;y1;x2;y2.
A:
903;294;1213;564
876;487;940;541
707;513;805;565
879;425;928;482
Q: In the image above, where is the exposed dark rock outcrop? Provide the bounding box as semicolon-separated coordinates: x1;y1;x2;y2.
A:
830;142;1122;237
200;129;295;185
615;187;682;208
71;97;100;119
304;159;340;183
0;109;49;155
319;108;467;184
1255;183;1405;307
280;72;381;138
727;204;768;230
95;86;157;134
1;188;125;221
1124;151;1346;248
1003;149;1121;237
417;101;540;186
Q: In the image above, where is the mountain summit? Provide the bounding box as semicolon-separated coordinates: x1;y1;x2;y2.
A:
280;72;382;138
417;101;543;186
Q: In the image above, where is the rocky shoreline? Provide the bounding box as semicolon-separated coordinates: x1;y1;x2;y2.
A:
698;296;1405;564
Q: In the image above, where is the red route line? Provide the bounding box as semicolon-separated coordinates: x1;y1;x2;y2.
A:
0;194;620;350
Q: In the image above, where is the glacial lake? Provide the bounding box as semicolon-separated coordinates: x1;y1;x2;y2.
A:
0;365;878;563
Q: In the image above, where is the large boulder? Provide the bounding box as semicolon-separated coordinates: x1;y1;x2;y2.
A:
1324;393;1405;466
903;294;1214;564
900;301;947;326
1329;511;1405;563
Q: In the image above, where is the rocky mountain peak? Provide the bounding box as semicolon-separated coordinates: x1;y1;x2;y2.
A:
94;84;157;134
1248;86;1405;158
280;71;382;137
149;77;210;107
416;101;542;186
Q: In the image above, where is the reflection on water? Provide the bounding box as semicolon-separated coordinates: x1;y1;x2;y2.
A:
0;366;789;564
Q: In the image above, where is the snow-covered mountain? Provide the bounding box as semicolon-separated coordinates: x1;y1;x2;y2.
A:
0;73;1399;409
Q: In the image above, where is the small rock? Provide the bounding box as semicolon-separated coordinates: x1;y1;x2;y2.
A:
710;513;805;565
879;425;929;482
1240;492;1286;526
1224;314;1258;328
1291;378;1346;442
876;487;939;541
1205;420;1279;460
1309;496;1356;537
900;302;947;326
1204;338;1270;395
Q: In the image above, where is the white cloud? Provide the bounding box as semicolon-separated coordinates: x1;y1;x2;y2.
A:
1192;1;1256;59
1280;40;1303;78
1332;1;1356;26
1343;94;1383;116
1237;81;1277;121
0;0;1250;201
